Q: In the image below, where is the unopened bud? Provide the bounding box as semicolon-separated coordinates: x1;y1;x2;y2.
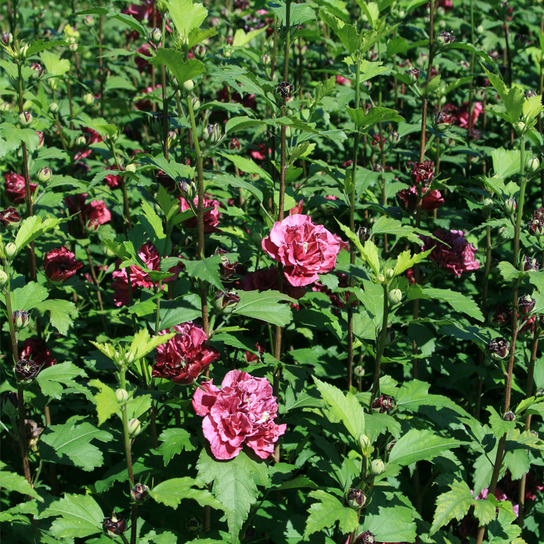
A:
518;294;535;315
13;310;31;330
49;102;59;113
376;273;385;284
528;157;540;172
487;337;509;360
19;111;33;127
388;131;399;144
261;53;271;65
130;483;149;502
388;289;402;305
192;97;201;110
186;516;202;533
503;411;516;421
103;513;127;536
150;27;162;44
83;15;95;27
83;93;95;105
385;268;395;280
515;121;527;135
371;459;385;476
184;79;195;92
125;163;136;173
37;167;52;183
354;365;365;377
1;32;13;45
5;242;17;259
0;270;8;289
0;102;10;112
203;123;221;145
19;43;29;58
436;31;455;46
69;43;78;52
505;197;517;215
359;434;371;457
347;488;367;509
128;418;142;438
214;290;240;314
194;44;207;58
115;388;128;403
405;68;420;85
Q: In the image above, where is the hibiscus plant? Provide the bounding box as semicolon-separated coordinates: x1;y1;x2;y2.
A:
1;1;544;544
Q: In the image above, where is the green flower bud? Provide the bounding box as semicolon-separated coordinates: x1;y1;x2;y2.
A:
128;418;142;438
371;459;385;476
115;388;129;403
376;273;385;284
0;102;10;112
125;163;136;173
19;43;29;58
83;15;95;27
150;28;162;44
0;270;8;289
18;111;33;127
49;102;59;113
388;289;402;305
83;93;95;106
13;310;31;330
515;121;527;135
184;79;195;92
37;167;52;182
5;242;18;259
385;268;395;280
528;157;540;172
69;43;78;52
359;434;372;457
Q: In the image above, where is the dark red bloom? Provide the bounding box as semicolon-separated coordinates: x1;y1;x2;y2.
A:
410;161;434;186
179;195;221;233
0;206;21;226
104;165;122;188
244;343;265;364
135;84;161;110
518;294;535;315
215;248;238;279
135;43;153;73
4;172;37;203
396;186;444;213
372;394;394;414
216;87;257;110
44;247;84;283
486;338;509;360
153;322;221;384
65;193;111;231
420;229;480;277
15;359;42;383
529;207;544;236
19;337;56;368
103;514;127;536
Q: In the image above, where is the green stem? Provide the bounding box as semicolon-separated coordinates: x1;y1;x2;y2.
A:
160;15;169;161
370;284;390;404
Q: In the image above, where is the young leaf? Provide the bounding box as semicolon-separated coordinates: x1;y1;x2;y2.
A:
128;329;176;361
346;106;404;127
313;377;365;442
304;490;358;537
393;248;432;276
0;464;41;500
430;480;473;534
89;379;121;425
149;477;224;510
184;255;224;291
151;50;206;85
36;363;87;400
40;50;70;76
158;428;196;466
0;125;41;158
14;215;61;255
319;10;360;53
9;282;49;311
166;0;208;41
389;429;461;466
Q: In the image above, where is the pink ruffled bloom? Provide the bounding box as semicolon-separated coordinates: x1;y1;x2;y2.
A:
4;172;37;203
65;193;111;230
153;322;220;384
261;215;348;287
178;195;221;233
193;370;287;460
421;229;480;277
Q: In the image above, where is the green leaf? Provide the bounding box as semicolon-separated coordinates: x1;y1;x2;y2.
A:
140;200;166;247
268;2;316;26
347;106;404;127
211;174;263;203
39;494;103;539
0;124;41;158
407;285;484;322
232;27;268;47
40;50;70;76
487;406;516;440
36;363;87;400
320;10;360;53
150;477;224;510
389;429;461;466
166;0;208;41
490;147;520;179
150;50;206;85
184;255;224;291
34;299;78;335
473;498;497;526
430;480;473;535
523;93;544;123
424;74;441;96
26;39;66;57
220;152;273;184
357;279;384;328
14;215;61;256
370;215;421;244
40;421;113;471
158;428;196;466
304;490;358;537
481;65;524;123
232;290;295;327
196;450;264;544
104;75;136;92
9;282;48;311
140;154;195;184
128;328;176;361
498;261;522;282
393;248;432;276
126;394;153;420
313;376;365;442
289;142;315;164
0;464;41;500
89;379;121;425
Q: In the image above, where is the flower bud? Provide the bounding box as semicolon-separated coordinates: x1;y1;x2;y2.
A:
518;294;535;315
405;68;420;85
83;93;95;106
15;359;41;384
505;197;517;215
0;206;21;227
376;273;385;284
0;102;10;112
537;388;544;397
487;338;509;360
184;79;195;92
358;226;370;242
130;483;149;502
76;135;86;146
347;488;367;509
229;137;241;152
30;62;43;78
354;365;365;377
13;310;31;330
125;163;137;173
261;53;271;65
186;516;203;533
18;111;33;127
203;123;221;145
150;27;162;44
103;513;127;536
372;394;394;414
115;388;129;403
128;418;142;438
522;255;540;272
83;15;95;27
37;167;52;183
528;157;540;172
214;290;240;314
371;459;385;476
359;434;371;457
436;31;455;46
1;391;18;417
69;43;78;52
385;268;395;280
19;43;29;58
482;197;494;218
0;270;8;289
388;289;402;305
5;242;18;259
192;96;201;110
356;530;376;544
388;131;399;144
1;32;13;45
503;411;516;421
49;102;59;113
194;44;207;58
515;121;527;135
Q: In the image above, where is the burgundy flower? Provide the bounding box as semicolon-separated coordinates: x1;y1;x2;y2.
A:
193;369;287;460
153;321;220;385
410;161;434;186
15;359;42;384
104;165;122;188
372;394;394;414
347;488;367;509
44;247;84;283
0;206;21;226
244;343;265;364
135;43;153;74
396;186;444;213
523;256;540;272
518;294;535;315
457;101;483;129
261;214;348;287
216;87;257;110
486;338;509;360
65;193;111;231
103;514;127;536
4;172;37;203
19;337;56;369
529;207;544;236
75;128;104;161
420;229;480;277
519;315;537;336
179;195;221;233
215;248;238;279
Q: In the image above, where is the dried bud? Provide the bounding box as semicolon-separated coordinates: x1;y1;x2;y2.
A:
13;310;31;330
130;483;149;502
128;418;142;438
276;80;293;100
37;167;52;183
5;242;18;259
214;290;240;314
519;294;535;315
436;31;455;46
371;459;385;476
103;513;127;536
18;111;33;127
347;488;367;509
49;102;59;113
186;516;203;532
184;79;195;92
115;388;129;403
487;338;509;360
83;93;95;105
405;68;420;85
522;256;540;272
15;359;41;384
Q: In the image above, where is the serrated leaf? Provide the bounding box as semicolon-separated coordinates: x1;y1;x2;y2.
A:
89;379;121;425
289;142;315;164
40;51;70;76
304;490;358;537
424;74;441;96
40;421;113;471
211;173;263;203
313;376;365;442
129;328;176;361
232;26;268;47
487;406;516;440
0;464;41;500
151;49;206;85
126;394;152;420
220;152;273;184
166;0;208;41
196;450;263;543
473;497;497;526
347;106;404;127
393;248;432;276
0;124;41;159
14;215;61;255
39;494;103;539
370;215;421;243
158;428;196;466
184;255;224;291
497;261;521;282
268;1;316;26
389;429;461;466
320;10;360;53
36;363;87;400
9;282;49;311
232;289;294;327
34;299;78;335
149;477;224;510
430;480;473;534
26;39;66;57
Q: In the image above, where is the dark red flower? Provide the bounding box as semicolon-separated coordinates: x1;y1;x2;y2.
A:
153;322;220;384
216;87;257;110
410;161;434;186
104;165;122;188
242;267;306;300
44;247;84;283
215;248;238;279
15;359;42;384
420;229;480;277
0;206;21;226
4;172;37;203
103;514;127;536
19;337;56;368
135;43;153;73
135;84;161;110
372;394;394;414
179;195;221;233
65;193;111;231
